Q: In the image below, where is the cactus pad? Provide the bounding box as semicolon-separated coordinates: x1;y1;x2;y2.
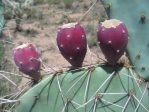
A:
0;1;4;36
16;65;149;112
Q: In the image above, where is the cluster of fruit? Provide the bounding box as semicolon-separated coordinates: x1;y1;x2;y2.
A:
13;19;128;81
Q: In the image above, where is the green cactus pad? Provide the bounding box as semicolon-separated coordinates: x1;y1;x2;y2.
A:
15;65;149;112
103;0;149;80
0;1;4;36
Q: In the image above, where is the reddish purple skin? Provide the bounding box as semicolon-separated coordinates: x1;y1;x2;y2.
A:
13;43;41;75
57;23;87;67
97;22;128;65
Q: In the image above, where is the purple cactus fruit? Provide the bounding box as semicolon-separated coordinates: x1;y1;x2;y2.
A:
97;19;128;65
57;23;87;67
13;43;41;80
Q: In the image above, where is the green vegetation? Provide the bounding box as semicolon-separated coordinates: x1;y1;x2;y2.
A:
63;0;74;8
20;28;39;37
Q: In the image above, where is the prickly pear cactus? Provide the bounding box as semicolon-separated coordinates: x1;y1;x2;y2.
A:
13;1;149;112
102;0;149;80
15;65;149;112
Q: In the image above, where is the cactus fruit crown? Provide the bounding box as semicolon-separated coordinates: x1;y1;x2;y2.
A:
14;43;30;49
101;19;122;28
60;22;78;28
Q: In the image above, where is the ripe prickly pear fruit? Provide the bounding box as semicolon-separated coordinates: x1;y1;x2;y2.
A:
57;23;87;67
97;19;128;65
13;43;41;80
